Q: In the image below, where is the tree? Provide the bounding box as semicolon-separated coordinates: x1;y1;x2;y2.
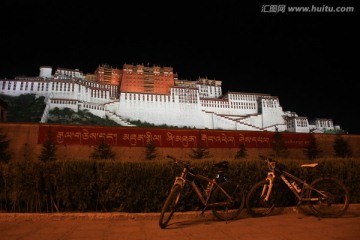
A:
271;131;289;158
0;129;12;163
90;138;115;160
38;130;57;162
189;146;210;159
235;143;248;159
303;134;322;160
189;132;211;159
145;140;157;160
189;142;211;159
333;135;352;158
0;93;46;122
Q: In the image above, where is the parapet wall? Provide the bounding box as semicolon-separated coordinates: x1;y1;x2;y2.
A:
1;123;359;162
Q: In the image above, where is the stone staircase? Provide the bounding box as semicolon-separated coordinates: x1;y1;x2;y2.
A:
205;111;263;131
104;101;136;126
105;110;136;127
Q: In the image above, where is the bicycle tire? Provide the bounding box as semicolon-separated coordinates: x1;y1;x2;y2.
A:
211;181;245;221
246;180;278;217
159;184;182;229
307;177;350;217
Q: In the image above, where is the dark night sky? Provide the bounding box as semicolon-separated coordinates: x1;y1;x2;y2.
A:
0;1;358;134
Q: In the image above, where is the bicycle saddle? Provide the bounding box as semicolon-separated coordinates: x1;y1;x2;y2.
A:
301;163;318;168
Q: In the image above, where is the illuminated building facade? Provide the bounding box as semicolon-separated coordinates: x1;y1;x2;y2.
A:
120;64;175;94
0;64;341;133
94;64;121;85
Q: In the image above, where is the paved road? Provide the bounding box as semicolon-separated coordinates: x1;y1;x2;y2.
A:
1;205;359;240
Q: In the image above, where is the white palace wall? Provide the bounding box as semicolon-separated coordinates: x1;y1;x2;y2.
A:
0;75;340;133
119;92;205;128
1;78;288;131
261;98;284;128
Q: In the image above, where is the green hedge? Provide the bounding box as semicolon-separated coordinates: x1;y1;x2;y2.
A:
0;158;359;213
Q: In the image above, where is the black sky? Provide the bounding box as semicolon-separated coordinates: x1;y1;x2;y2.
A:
0;1;358;134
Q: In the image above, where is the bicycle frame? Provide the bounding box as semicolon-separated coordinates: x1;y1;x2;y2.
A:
263;167;333;204
194;174;234;209
174;165;235;212
247;155;350;219
160;156;246;228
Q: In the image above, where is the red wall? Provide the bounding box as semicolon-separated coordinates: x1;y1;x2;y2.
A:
38;124;311;149
2;123;359;161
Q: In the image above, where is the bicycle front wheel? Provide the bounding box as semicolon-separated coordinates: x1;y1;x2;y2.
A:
211;181;245;221
159;184;183;229
307;177;350;217
246;180;278;217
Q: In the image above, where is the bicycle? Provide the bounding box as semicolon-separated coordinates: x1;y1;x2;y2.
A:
246;155;350;218
159;155;245;229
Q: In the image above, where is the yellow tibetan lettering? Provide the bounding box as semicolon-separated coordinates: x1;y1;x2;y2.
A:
238;134;245;142
82;129;89;140
181;136;189;147
129;134;137;146
221;134;227;143
166;132;175;146
74;132;81;143
56;132;64;144
153;134;162;145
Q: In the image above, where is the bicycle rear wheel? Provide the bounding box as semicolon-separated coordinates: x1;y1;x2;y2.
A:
159;184;182;229
211;181;245;221
246;180;278;217
307;177;350;217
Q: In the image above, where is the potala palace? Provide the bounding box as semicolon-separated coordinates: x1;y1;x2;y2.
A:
0;64;341;133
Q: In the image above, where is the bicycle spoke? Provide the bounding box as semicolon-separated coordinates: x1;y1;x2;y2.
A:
211;182;245;221
307;177;349;217
159;185;182;228
246;180;277;217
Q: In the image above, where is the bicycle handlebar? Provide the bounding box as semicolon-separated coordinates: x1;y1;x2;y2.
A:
259;155;283;173
166;155;190;168
166;155;229;175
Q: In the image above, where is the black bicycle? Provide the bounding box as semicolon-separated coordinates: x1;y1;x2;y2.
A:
246;155;350;218
159;155;245;229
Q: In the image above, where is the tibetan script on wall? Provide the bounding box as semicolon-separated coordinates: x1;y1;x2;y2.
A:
38;125;310;148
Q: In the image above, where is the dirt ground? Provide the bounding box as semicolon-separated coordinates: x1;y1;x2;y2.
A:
1;205;360;240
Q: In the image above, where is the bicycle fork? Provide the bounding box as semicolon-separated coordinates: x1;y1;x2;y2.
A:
261;172;275;201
